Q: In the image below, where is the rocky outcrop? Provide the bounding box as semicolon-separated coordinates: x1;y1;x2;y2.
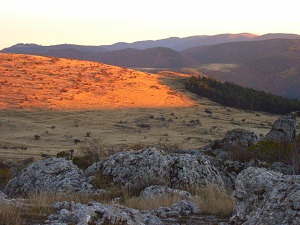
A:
230;167;300;225
140;185;192;199
270;161;295;175
5;158;97;197
204;129;258;161
264;114;297;142
46;201;162;225
46;200;200;225
101;148;224;189
224;129;258;148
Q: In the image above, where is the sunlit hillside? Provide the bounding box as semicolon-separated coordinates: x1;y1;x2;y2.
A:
0;53;290;161
0;53;195;110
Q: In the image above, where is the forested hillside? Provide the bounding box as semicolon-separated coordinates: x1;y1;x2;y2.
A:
185;76;300;114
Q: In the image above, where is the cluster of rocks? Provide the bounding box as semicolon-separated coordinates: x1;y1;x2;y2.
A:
5;148;224;198
230;167;300;224
5;157;106;197
46;200;199;225
100;148;224;189
1;113;299;224
3;148;222;224
202;114;298;189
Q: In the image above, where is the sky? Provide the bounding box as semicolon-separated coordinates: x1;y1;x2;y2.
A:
0;0;299;50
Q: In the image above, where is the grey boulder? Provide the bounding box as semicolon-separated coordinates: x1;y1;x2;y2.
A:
101;148;224;189
264;114;297;142
5;158;92;197
230;167;300;225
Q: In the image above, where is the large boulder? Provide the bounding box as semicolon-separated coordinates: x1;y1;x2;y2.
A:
230;167;300;225
101;148;224;189
224;129;258;148
264;114;297;142
5;158;93;197
204;129;258;161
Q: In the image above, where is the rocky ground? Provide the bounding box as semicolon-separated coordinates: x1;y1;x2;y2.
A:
0;113;299;224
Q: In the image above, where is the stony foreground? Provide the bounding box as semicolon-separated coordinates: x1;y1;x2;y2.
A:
0;114;299;224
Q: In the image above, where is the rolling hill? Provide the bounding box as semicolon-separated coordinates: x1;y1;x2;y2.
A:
2;34;300;100
0;53;195;110
0;53;285;160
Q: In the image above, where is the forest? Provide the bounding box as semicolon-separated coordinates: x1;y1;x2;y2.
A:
185;76;300;114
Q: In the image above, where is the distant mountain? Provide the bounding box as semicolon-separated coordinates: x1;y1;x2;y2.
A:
101;33;256;51
182;38;300;64
2;34;300;99
3;33;299;55
253;33;300;41
1;43;108;54
184;39;300;99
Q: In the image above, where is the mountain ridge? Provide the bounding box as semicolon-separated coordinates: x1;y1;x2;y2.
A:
3;33;299;54
2;34;300;100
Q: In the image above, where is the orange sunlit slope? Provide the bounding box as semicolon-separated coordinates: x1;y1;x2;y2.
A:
0;53;195;110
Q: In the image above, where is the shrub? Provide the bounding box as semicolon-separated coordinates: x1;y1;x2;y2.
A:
247;140;292;163
34;135;40;140
0;160;12;188
78;139;118;166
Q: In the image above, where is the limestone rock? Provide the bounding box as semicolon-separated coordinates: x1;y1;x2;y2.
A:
224;129;258;148
230;167;300;225
264;114;297;142
145;200;200;219
46;201;163;225
5;158;92;197
85;161;103;176
101;148;224;189
204;129;258;162
140;185;192;199
47;200;200;225
270;161;295;175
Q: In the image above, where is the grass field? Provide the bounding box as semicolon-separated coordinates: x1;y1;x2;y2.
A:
0;53;289;161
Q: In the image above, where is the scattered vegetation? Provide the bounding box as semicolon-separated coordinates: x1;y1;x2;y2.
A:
229;137;300;174
185;76;300;114
0;202;21;225
34;135;40;140
0;161;12;188
74;139;119;168
191;185;235;217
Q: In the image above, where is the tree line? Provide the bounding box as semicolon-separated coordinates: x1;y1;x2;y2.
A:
185;76;300;115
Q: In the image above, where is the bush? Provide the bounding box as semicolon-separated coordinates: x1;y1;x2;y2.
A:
77;139;118;167
228;138;300;174
0;161;12;188
247;140;292;163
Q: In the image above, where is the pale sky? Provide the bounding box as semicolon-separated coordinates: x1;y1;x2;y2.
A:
0;0;299;50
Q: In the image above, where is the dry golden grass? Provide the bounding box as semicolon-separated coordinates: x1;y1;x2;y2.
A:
0;202;22;225
0;53;194;109
0;106;284;161
191;186;235;217
0;192;116;225
0;53;294;161
0;185;235;224
123;186;235;217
